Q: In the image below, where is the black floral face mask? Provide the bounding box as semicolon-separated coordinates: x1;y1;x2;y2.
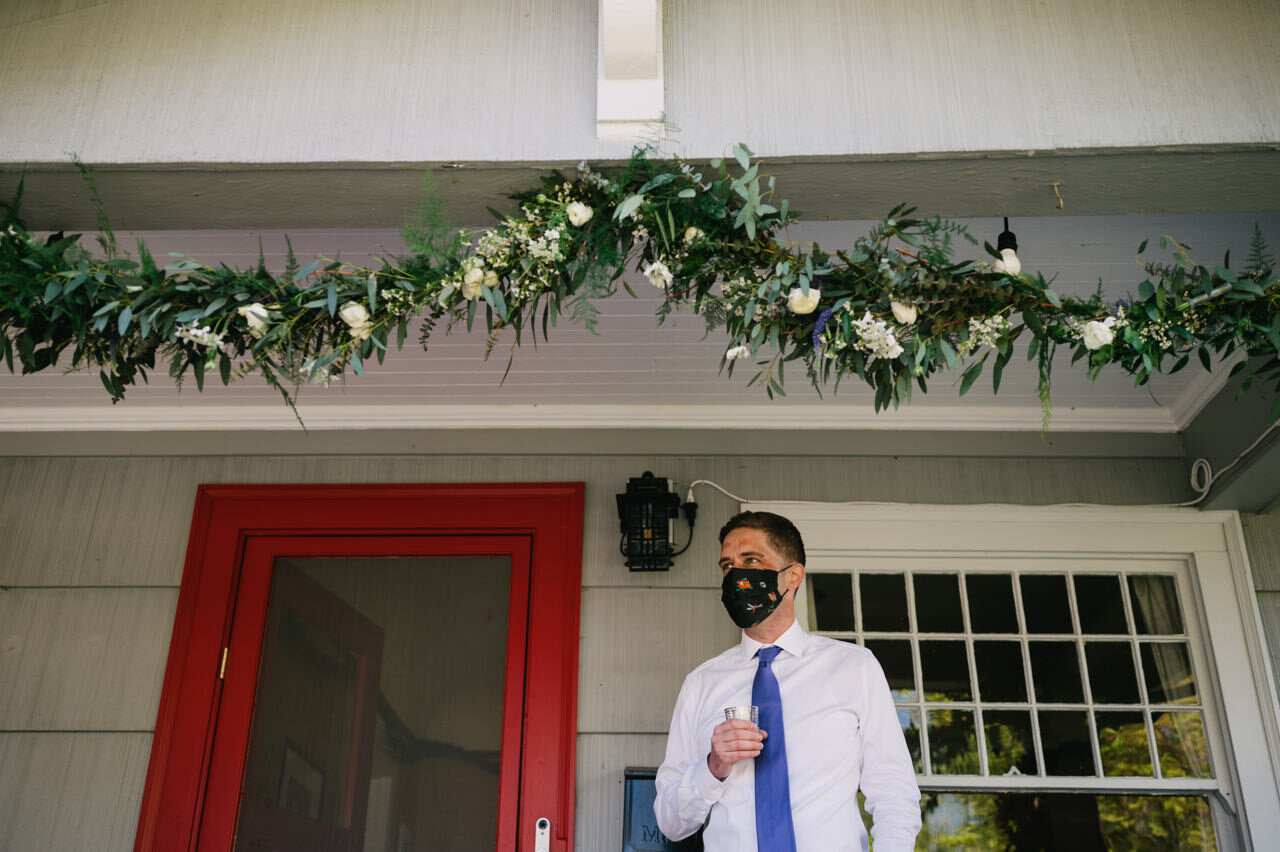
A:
721;566;790;629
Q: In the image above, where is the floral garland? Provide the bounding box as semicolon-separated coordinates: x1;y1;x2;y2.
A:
1;147;1278;425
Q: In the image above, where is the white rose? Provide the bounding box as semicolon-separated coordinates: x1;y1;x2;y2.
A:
684;226;704;244
338;302;369;327
1081;317;1116;350
725;345;751;360
993;248;1022;276
643;260;673;289
566;201;593;227
891;300;918;325
460;267;485;300
484;269;499;289
787;287;821;315
237;302;270;339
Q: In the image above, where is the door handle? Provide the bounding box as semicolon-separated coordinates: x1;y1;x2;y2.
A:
534;817;550;852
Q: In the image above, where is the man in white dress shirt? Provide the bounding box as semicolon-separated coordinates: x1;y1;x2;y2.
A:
654;511;921;852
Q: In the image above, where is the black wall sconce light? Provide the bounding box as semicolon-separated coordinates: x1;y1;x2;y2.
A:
616;472;697;571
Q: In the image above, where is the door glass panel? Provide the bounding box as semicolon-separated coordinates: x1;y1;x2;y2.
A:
863;639;917;703
1040;710;1096;776
913;574;964;633
983;710;1037;776
1096;711;1153;777
1129;574;1185;635
965;574;1019;633
234;555;512;852
1020;574;1073;634
860;573;909;631
1154;711;1213;778
927;708;977;775
809;573;856;631
1074;575;1129;634
1029;641;1084;703
919;640;971;701
1085;642;1141;704
1141;642;1198;704
974;640;1027;703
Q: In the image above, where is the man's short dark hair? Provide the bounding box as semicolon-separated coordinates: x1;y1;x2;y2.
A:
718;511;806;566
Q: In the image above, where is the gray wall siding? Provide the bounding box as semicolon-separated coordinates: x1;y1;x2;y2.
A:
0;451;1205;851
1242;509;1280;710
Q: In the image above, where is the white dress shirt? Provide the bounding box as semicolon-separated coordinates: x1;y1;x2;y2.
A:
655;620;921;852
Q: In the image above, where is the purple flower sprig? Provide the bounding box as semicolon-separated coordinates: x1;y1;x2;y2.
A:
812;307;835;350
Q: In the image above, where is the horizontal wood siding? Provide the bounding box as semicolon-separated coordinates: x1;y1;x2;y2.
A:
0;451;1251;850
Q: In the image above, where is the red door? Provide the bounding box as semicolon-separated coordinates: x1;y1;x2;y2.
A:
134;484;583;852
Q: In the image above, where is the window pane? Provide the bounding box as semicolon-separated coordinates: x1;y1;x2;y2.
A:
965;574;1019;633
1074;575;1128;634
860;574;909;632
1096;711;1154;777
1129;574;1185;635
920;640;972;701
927;708;978;775
808;572;855;631
1154;711;1213;778
898;707;923;774
983;710;1037;776
974;640;1027;702
1040;710;1096;776
913;573;964;633
1141;642;1198;704
863;639;917;703
899;792;1217;851
1021;574;1073;634
1085;641;1141;704
1029;641;1084;703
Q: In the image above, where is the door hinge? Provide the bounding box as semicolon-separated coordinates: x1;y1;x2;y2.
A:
219;646;228;680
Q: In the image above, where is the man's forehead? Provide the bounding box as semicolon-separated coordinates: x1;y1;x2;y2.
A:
719;528;779;558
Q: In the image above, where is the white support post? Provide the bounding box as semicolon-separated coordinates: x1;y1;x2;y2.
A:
596;0;664;140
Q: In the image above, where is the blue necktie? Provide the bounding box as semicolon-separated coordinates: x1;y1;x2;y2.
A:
753;646;797;851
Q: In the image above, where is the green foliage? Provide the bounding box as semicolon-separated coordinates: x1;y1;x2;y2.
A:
1;148;1278;426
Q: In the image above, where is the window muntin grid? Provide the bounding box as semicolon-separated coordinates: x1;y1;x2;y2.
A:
804;566;1213;784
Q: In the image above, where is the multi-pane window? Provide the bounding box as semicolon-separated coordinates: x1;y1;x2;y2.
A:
802;563;1222;850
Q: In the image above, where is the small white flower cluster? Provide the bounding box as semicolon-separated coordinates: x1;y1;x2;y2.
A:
451;256;499;301
175;323;224;350
725;344;751;360
476;230;513;267
1137;318;1178;350
957;315;1011;357
576;161;615;193
849;310;904;361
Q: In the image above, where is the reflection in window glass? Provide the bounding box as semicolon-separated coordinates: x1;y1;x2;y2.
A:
965;574;1019;633
1154;711;1213;779
1085;641;1141;704
1129;574;1185;635
808;572;856;631
860;574;909;632
1021;574;1073;634
1141;642;1198;704
1075;575;1129;634
1040;710;1096;776
864;639;917;703
1029;641;1084;703
898;707;923;774
913;574;964;633
974;640;1027;703
1096;711;1153;777
983;710;1037;776
927;708;978;775
920;640;971;702
878;793;1218;852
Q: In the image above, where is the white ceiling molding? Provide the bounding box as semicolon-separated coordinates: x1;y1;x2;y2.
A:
0;402;1186;433
596;0;665;140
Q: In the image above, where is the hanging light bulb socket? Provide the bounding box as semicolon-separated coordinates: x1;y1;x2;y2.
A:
991;217;1022;275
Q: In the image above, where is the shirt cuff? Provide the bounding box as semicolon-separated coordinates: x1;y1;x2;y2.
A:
692;754;727;801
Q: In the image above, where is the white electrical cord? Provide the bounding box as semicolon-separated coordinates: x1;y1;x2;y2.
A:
683;421;1280;511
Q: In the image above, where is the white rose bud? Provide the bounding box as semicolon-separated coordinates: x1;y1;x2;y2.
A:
725;345;751;360
338;302;369;327
460;267;485;300
643;260;674;289
484;269;499;288
566;201;593;227
683;226;704;244
891;300;918;326
1081;317;1117;351
237;302;270;339
787;287;822;315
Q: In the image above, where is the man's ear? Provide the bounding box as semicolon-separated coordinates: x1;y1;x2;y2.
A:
787;562;805;591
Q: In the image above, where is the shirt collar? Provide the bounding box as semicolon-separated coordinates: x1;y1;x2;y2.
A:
739;618;808;662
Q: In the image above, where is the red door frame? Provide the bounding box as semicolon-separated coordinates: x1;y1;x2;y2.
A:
133;483;584;852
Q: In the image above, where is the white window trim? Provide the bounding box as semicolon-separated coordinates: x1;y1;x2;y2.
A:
745;502;1280;851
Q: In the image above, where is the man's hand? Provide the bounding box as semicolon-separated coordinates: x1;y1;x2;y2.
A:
707;719;767;781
